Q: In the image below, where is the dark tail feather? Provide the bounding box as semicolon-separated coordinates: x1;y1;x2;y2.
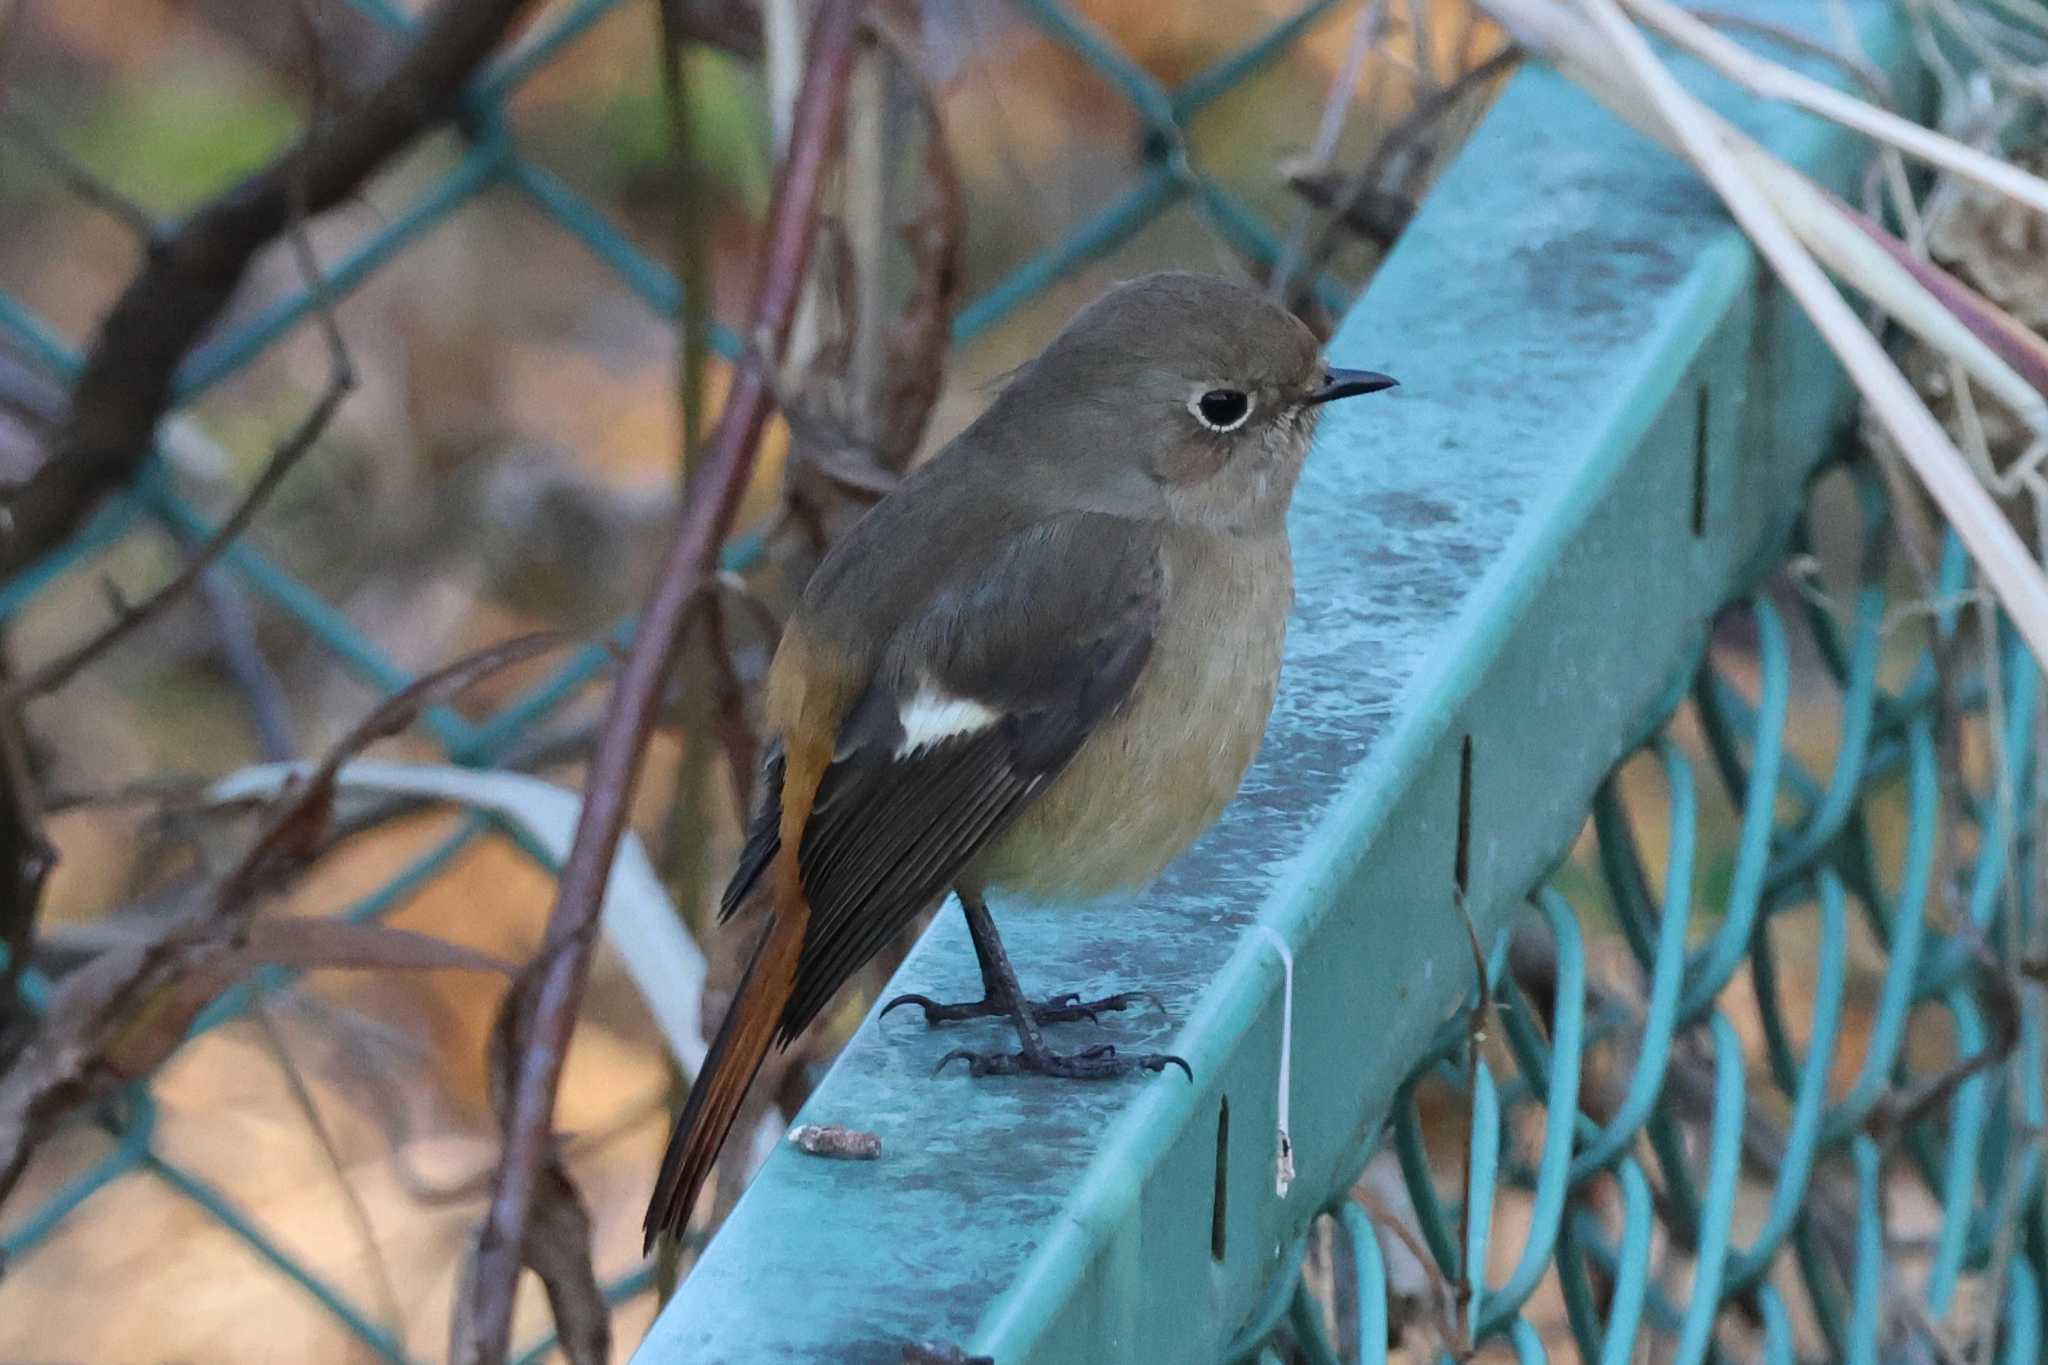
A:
643;903;806;1250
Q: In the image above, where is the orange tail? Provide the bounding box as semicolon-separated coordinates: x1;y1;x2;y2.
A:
643;894;807;1250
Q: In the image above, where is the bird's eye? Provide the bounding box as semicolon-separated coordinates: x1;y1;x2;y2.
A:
1191;389;1252;432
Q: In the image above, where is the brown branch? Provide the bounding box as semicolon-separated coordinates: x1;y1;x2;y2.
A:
1290;43;1520;305
777;6;958;578
2;229;354;707
0;377;56;1024
449;2;869;1359
867;8;963;470
0;676;52;1025
1282;171;1416;249
0;0;541;580
1865;950;2024;1144
0;631;569;1205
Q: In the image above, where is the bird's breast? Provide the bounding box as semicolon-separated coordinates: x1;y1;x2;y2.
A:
968;528;1292;901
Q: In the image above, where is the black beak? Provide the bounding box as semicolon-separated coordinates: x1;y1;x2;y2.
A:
1305;367;1399;405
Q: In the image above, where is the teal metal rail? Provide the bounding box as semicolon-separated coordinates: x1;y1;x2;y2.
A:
642;2;2042;1361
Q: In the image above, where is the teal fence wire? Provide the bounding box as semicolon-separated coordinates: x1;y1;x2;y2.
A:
1224;471;2046;1363
0;1;1372;1360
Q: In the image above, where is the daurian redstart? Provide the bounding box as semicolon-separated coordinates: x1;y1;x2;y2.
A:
646;271;1395;1246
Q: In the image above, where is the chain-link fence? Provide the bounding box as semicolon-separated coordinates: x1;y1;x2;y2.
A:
1235;468;2044;1361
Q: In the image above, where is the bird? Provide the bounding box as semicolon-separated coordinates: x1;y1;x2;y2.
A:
645;271;1396;1247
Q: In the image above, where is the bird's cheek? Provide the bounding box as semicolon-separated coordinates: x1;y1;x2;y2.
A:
1150;438;1231;486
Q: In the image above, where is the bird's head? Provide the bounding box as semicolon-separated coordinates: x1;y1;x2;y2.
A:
977;271;1396;532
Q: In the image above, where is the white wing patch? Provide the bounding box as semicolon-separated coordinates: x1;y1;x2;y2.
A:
895;687;1000;758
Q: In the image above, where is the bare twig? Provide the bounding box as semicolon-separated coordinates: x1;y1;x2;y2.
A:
0;0;541;579
450;3;868;1358
0;389;55;1020
648;16;731;1298
0;106;160;240
1353;1186;1464;1356
1867;950;2024;1143
1692;8;1892;100
186;549;297;760
251;1002;407;1342
0;677;52;1020
2;225;355;707
453;988;613;1365
0;632;568;1204
1621;0;2048;216
1290;44;1519;303
865;10;964;472
1269;0;1388;303
1836;205;2048;417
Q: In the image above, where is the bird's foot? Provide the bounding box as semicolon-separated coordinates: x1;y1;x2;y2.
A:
934;1041;1191;1081
881;989;1165;1028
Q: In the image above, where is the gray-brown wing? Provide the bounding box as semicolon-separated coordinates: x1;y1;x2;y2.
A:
716;513;1164;1046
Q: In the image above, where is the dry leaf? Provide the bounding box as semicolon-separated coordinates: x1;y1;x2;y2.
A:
0;634;571;1204
1926;148;2048;334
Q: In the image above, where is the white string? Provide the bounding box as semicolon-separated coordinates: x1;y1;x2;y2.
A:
1255;924;1297;1199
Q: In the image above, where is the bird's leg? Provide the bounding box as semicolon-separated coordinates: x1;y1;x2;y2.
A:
910;892;1189;1082
880;890;1166;1028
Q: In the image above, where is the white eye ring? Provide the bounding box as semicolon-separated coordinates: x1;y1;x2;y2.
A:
1189;388;1254;432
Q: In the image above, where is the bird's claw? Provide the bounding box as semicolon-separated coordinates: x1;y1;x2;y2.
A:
933;1042;1192;1082
880;992;967;1023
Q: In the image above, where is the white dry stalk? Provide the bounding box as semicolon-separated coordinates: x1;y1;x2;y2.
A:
1623;12;2048;483
1479;0;2048;672
1620;0;2048;218
1498;0;2048;434
1928;0;2048;102
1316;0;1391;166
1269;0;1388;300
763;0;826;384
762;0;806;153
845;52;892;437
1734;147;2048;441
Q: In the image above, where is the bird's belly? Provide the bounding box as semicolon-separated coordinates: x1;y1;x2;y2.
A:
967;536;1289;901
